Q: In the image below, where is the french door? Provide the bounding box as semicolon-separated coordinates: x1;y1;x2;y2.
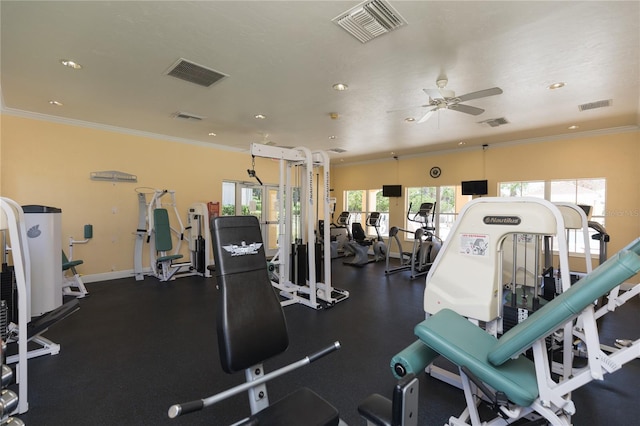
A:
223;182;279;258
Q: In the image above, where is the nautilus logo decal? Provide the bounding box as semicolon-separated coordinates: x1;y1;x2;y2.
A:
27;225;42;238
223;241;262;256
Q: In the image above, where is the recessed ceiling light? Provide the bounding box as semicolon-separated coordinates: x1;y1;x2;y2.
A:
404;117;415;122
48;100;63;106
568;125;579;130
328;135;337;140
458;141;466;146
60;59;82;69
208;132;217;136
332;83;348;91
548;82;565;90
254;114;266;119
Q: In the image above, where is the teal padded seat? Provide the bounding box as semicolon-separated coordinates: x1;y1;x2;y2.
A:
154;208;183;263
62;250;83;271
415;309;539;407
415;241;640;408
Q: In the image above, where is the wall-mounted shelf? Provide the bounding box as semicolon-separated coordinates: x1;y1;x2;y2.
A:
90;170;137;183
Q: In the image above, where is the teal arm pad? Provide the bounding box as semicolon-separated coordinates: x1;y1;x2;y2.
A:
390;340;439;379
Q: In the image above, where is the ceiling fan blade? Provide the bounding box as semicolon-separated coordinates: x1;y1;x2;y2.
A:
386;104;430;113
456;87;503;103
424;88;442;99
449;104;485;115
417;108;437;123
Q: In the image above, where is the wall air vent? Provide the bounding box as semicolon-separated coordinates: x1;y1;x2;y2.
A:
328;148;347;153
165;58;228;87
332;0;407;43
578;99;612;112
171;111;204;121
478;117;509;127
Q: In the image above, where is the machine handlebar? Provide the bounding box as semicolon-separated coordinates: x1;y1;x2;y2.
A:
168;341;341;419
168;400;204;418
308;341;341;362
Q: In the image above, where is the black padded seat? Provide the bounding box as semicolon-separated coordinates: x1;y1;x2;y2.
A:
243;387;339;426
351;222;372;246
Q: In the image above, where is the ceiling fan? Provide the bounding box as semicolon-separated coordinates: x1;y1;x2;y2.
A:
392;78;503;124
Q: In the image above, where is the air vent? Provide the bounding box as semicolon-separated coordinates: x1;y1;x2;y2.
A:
165;58;227;87
479;117;509;128
578;99;612;112
328;148;347;153
171;111;204;121
332;0;407;43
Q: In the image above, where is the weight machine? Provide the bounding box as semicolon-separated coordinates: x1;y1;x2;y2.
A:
1;198;80;414
250;143;349;309
134;188;211;281
62;224;93;298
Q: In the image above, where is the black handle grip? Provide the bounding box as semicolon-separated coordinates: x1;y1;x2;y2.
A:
168;400;204;418
308;341;340;363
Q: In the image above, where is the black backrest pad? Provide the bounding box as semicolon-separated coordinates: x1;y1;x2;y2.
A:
211;215;289;373
352;222;367;241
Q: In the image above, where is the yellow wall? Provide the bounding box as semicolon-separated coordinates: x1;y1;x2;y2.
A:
331;131;640;269
0;115;280;277
2;114;639;279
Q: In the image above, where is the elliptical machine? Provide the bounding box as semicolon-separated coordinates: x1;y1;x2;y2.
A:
409;202;442;279
330;211;352;258
385;202;442;278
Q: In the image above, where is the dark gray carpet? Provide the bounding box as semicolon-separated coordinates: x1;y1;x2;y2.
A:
8;258;640;425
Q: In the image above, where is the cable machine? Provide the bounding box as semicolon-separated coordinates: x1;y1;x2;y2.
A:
250;143;348;309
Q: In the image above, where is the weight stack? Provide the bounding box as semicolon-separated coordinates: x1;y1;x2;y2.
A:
0;265;17;324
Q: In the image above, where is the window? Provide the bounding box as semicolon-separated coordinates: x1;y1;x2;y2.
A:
344;189;389;237
499;178;606;255
222;181;236;215
499;181;544;198
550;179;606;255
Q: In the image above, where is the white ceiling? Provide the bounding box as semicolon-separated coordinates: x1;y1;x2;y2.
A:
1;1;639;163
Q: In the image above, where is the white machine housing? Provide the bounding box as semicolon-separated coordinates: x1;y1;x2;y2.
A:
424;197;570;323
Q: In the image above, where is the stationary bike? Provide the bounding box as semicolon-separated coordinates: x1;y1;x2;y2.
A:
344;212;387;266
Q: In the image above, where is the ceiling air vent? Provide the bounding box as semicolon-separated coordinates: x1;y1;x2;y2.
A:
479;117;509;128
328;148;347;153
578;99;612;112
165;58;228;87
332;0;407;43
171;111;204;121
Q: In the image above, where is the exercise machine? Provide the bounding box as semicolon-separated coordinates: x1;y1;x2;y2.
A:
62;224;93;298
1;197;80;414
250;143;348;309
385;203;441;279
344;212;387;266
169;215;343;424
386;238;640;425
133;188;211;281
329;211;352;258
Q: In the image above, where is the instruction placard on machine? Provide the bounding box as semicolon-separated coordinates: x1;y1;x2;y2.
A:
459;233;489;256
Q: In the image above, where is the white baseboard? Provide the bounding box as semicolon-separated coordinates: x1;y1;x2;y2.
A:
82;269;141;283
